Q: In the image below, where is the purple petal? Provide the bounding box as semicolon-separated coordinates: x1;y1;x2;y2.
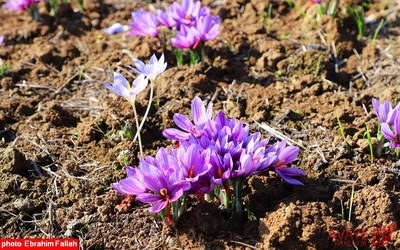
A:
191;96;206;125
131;74;148;95
280;146;300;165
275;169;304;185
381;123;394;141
112;183;127;194
162;128;190;140
148;200;168;213
119;179;146;195
394;113;400;135
278;167;306;176
137;193;162;204
174;114;194;131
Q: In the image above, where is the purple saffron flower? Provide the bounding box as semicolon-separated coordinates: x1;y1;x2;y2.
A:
156;6;177;28
372;98;399;126
128;8;159;37
171;25;201;49
114;148;191;216
136;149;191;213
101;72;148;105
381;113;400;149
268;141;305;185
128;53;167;82
0;36;4;46
171;0;201;26
103;23;130;35
4;0;34;11
196;14;220;42
137;166;190;213
163;96;213;140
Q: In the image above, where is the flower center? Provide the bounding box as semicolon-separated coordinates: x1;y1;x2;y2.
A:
188;165;195;178
160;188;170;200
217;168;223;178
395;134;400;144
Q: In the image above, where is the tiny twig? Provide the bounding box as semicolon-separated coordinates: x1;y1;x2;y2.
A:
230;240;260;250
254;120;306;149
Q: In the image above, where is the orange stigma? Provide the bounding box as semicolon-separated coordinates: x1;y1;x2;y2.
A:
274;159;286;168
189;165;195;178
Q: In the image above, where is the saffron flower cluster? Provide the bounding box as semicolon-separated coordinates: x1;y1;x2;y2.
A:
129;0;220;48
372;98;400;150
126;0;220;65
113;96;305;223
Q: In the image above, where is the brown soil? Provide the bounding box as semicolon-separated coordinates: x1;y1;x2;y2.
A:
1;0;399;249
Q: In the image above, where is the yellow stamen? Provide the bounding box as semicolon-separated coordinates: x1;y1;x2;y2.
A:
160;188;168;197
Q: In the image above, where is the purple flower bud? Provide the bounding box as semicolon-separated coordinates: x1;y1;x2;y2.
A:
103;23;130;35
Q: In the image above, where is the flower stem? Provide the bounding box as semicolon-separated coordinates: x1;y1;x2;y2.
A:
131;101;143;157
232;178;243;221
133;80;154;143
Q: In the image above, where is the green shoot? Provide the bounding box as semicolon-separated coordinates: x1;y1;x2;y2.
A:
122;151;128;167
266;3;273;34
316;4;324;21
371;19;385;45
77;0;84;12
259;10;265;24
286;0;306;17
340;199;345;220
118;124;135;141
78;67;84;82
326;0;337;16
51;0;58;15
189;50;200;66
352;6;365;38
335;112;347;143
94;124;106;136
173;48;183;67
363;123;374;163
377;122;383;141
348;185;355;221
0;63;7;77
314;55;322;77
